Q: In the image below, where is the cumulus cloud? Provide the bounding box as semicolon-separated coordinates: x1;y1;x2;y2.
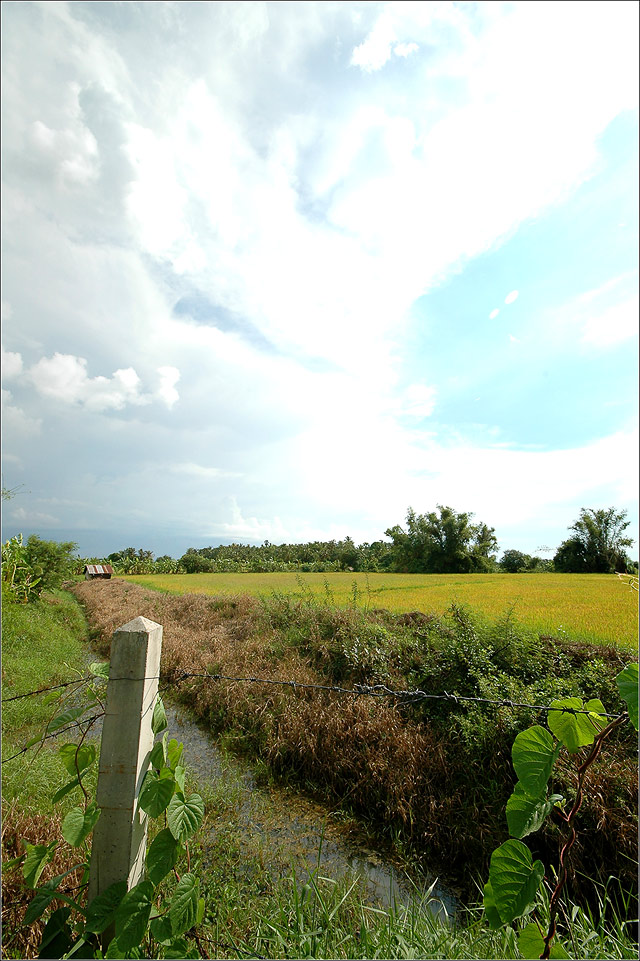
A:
156;366;181;409
26;353;182;412
1;344;23;379
504;290;519;305
1;389;42;436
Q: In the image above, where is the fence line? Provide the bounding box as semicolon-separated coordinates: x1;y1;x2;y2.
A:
3;670;629;719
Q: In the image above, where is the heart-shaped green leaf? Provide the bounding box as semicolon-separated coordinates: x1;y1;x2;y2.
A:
616;663;638;731
506;783;555;839
167;793;204;842
85;880;127;933
482;880;502;929
114;880;154;951
169;873;199;937
59;742;97;777
512;726;558;795
152;696;168;735
489;839;544;924
547;698;597;753
517;921;545;959
138;772;175;817
147;828;179;886
61;802;100;848
22;840;58;888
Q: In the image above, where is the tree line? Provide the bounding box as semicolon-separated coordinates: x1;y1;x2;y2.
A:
97;505;635;576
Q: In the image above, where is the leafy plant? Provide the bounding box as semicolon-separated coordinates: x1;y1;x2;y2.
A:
4;663;206;959
2;533;43;603
483;662;638;959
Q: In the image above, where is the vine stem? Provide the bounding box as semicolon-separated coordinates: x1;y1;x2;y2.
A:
541;713;629;960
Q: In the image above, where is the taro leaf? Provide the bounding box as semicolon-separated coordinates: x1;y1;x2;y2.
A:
114;880;154;951
37;906;73;959
149;739;166;771
167;739;184;771
147;829;179;886
489;839;545;924
616;663;638;731
138;772;175;817
22;840;58;888
150;914;174;945
547;698;597;753
518;922;545;959
169;873;199;937
85;879;127;933
46;706;86;734
90;661;110;679
482;880;502;929
59;742;97;777
506;783;556;839
152;695;168;735
167;793;204;843
512;726;559;795
61;802;101;848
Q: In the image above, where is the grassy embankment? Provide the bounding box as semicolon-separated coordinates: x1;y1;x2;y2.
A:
73;580;638;905
124;571;638;649
2;581;637;958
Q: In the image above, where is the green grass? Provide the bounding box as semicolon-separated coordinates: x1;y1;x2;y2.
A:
3;585;637;959
125;571;638;649
1;586;98;811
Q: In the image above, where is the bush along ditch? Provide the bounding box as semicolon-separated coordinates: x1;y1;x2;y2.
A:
68;579;638;916
483;663;638;959
2;661;206;960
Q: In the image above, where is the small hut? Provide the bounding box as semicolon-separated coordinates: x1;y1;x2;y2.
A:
84;564;113;580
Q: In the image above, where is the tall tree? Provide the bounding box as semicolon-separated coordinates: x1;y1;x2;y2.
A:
385;505;498;573
554;507;633;573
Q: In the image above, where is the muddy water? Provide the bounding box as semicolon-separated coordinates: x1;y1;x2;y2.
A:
164;699;457;918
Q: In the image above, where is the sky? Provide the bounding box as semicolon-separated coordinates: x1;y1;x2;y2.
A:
1;0;638;561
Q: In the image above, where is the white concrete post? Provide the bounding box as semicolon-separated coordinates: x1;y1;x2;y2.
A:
88;616;163;903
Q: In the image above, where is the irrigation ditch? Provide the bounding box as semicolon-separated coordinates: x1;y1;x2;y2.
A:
69;576;638;919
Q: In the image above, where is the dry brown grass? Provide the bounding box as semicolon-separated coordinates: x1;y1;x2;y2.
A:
1;804;85;960
68;578;638;900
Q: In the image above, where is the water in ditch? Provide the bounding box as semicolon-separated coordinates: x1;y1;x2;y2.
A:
163;699;458;919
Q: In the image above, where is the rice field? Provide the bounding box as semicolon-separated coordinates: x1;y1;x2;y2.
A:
124;571;638;648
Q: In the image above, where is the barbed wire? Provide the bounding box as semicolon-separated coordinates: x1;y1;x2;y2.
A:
1;676;94;703
2;713;105;764
3;670;630;720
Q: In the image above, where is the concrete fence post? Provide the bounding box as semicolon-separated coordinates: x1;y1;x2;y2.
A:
88;616;163;903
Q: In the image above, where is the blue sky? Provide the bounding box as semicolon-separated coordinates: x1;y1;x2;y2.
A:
1;1;638;560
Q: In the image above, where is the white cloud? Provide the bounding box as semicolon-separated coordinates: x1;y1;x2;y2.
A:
156;366;181;409
399;384;437;418
581;297;639;347
1;344;23;379
10;506;60;526
29;353;147;411
489;308;499;320
1;389;42;436
171;462;240;480
504;290;519;305
26;354;183;412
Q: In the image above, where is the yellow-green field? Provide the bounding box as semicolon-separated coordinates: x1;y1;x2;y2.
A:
124;572;638;649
